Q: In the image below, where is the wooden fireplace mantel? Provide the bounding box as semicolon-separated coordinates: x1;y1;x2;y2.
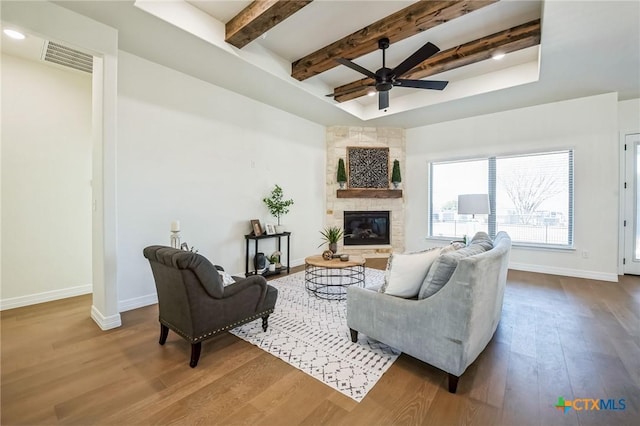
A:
337;189;402;199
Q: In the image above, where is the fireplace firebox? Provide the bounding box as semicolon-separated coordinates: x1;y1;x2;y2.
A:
343;211;390;246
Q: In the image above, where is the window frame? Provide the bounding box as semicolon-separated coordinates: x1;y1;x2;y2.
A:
428;149;574;249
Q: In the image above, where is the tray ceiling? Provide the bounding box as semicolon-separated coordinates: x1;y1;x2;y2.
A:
5;0;637;128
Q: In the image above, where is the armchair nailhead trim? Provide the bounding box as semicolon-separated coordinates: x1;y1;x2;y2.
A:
160;308;274;344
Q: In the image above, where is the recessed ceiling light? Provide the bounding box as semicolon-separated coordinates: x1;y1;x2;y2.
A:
492;52;505;60
3;29;26;40
367;91;376;97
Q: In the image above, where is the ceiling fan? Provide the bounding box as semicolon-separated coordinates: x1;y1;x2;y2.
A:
328;38;448;110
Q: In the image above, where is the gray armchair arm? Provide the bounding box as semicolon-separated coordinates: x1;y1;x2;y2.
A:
347;284;463;341
223;275;267;299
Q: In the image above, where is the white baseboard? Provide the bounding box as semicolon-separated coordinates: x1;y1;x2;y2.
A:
290;258;305;268
91;305;122;330
0;284;92;311
509;262;619;282
118;293;158;312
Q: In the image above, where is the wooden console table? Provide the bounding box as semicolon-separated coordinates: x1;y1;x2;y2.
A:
244;232;291;277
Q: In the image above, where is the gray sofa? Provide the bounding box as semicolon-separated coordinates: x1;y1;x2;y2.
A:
347;232;511;392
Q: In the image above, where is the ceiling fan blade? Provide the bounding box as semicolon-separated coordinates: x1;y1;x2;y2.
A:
379;91;389;110
394;79;448;90
325;83;375;97
392;42;440;78
336;58;377;79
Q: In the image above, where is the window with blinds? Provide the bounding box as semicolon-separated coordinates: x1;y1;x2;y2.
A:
429;150;574;247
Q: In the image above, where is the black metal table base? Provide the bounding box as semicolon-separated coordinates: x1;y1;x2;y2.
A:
304;264;365;300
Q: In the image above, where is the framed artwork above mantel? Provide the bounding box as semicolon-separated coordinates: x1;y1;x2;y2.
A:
347;147;389;189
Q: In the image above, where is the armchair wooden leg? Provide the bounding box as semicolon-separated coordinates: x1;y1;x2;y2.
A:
159;324;169;345
448;373;459;393
350;328;358;343
190;342;201;368
262;315;270;332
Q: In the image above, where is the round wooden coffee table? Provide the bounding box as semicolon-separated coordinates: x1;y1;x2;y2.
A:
304;255;366;300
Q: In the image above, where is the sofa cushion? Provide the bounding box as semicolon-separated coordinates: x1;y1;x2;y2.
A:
380;247;442;298
471;231;493;251
418;243;489;299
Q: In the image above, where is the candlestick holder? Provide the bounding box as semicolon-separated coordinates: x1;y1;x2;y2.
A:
170;230;181;249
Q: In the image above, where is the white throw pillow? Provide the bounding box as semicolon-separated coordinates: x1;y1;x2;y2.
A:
219;271;236;286
380;248;442;298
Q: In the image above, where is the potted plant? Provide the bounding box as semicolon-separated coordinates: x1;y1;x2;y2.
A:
319;226;344;254
391;159;402;189
337;158;347;189
268;251;282;270
263;185;294;233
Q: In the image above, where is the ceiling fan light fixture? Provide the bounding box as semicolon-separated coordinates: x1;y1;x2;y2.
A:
335;38;447;110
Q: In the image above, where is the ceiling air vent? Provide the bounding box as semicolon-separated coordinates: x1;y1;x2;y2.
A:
42;41;93;74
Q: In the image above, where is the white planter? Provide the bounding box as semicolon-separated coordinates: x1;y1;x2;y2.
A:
268;263;276;272
275;225;285;233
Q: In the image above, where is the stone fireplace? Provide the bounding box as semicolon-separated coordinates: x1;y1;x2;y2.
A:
326;126;405;257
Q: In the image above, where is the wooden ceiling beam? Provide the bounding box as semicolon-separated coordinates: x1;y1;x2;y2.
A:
226;0;313;49
333;19;541;103
291;0;498;81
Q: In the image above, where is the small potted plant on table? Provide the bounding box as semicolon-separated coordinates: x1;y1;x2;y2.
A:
319;226;344;254
268;251;282;271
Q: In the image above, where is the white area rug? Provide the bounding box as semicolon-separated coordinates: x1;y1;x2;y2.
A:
230;268;400;402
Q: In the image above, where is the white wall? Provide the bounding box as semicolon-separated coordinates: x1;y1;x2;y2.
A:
1;53;92;308
116;51;325;310
618;98;640;133
406;93;619;281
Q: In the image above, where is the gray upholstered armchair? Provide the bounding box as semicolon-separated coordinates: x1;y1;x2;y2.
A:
143;246;278;367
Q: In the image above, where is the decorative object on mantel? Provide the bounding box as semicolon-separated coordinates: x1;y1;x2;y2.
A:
319;226;344;253
263;184;294;233
340;254;350;262
347;147;389;189
337;158;347;189
391;159;402;189
170;220;181;248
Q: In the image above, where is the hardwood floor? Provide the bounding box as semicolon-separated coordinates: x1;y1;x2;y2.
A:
2;264;639;425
